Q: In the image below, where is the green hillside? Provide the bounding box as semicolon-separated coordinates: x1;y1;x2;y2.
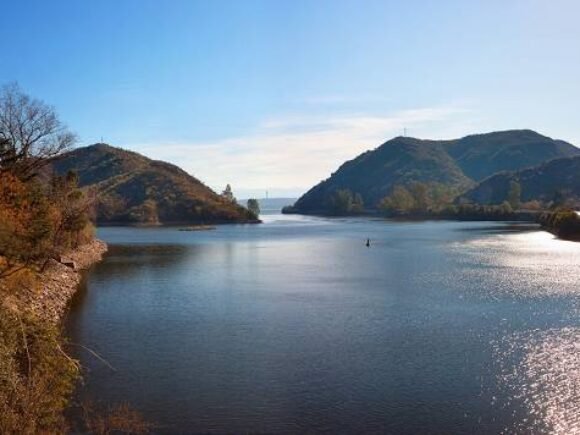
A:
291;130;579;214
50;144;257;225
294;136;472;212
445;129;579;181
459;156;580;205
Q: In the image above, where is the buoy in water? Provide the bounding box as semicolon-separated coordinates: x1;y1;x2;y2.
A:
366;238;370;247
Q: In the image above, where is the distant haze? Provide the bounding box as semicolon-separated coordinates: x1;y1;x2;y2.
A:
239;197;298;214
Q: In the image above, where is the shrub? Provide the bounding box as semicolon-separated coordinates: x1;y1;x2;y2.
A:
0;304;80;433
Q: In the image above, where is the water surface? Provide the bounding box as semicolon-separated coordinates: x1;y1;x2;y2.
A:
66;215;580;434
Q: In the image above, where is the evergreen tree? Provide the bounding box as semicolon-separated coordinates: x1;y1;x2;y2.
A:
246;198;260;216
222;184;235;202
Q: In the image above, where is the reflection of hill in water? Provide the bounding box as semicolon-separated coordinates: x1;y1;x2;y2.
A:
67;244;196;318
455;223;541;234
91;244;195;280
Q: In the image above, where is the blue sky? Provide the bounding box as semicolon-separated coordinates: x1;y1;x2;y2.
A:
1;0;579;197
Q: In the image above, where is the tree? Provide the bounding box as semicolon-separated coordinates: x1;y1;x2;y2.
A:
0;83;76;180
499;201;513;215
427;182;459;211
409;182;430;211
0;173;52;277
329;189;353;215
46;171;94;255
0;170;94;277
379;185;415;214
246;198;260;217
507;180;521;210
352;193;364;213
221;184;235;202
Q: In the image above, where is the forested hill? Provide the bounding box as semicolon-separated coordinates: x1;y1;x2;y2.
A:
459;156;580;205
291;130;579;213
294;136;472;212
444;129;579;181
50;144;257;225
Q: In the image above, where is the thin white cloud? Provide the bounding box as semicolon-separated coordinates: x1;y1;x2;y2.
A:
127;105;479;196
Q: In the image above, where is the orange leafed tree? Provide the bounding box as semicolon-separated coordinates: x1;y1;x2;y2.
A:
0;173;52;276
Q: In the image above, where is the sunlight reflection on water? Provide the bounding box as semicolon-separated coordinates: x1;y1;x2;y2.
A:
451;230;580;299
460;230;580;434
494;328;580;434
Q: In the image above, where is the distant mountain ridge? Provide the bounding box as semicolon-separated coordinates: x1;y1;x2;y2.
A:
444;129;579;181
50;144;257;225
292;129;579;213
459;156;580;205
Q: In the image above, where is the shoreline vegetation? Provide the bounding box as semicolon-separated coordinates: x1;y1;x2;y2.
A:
282;206;540;222
0;239;107;433
0;84;153;433
283;206;580;241
283;179;580;241
293;208;580;242
539;210;580;241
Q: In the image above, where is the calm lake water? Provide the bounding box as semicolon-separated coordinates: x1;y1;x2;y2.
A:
65;214;580;434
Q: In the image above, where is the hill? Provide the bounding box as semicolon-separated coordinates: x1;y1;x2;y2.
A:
291;130;579;214
444;129;579;181
459;156;580;205
293;136;472;212
50;144;257;225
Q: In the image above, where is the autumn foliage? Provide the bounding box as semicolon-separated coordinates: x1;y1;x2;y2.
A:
0;85;95;433
0;171;94;278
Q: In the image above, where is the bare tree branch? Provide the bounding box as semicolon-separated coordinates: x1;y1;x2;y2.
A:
0;83;76;180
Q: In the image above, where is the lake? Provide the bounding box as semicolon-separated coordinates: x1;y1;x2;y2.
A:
66;214;580;434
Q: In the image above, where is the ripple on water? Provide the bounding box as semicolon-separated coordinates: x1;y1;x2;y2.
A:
447;231;580;300
493;327;580;434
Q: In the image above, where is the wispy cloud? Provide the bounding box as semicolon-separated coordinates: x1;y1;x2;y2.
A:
127;105;479;197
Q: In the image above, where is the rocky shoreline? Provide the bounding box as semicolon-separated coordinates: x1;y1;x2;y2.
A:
16;239;108;323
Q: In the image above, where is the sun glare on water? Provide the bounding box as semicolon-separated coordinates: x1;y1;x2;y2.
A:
454;229;580;298
495;327;580;435
458;229;580;434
